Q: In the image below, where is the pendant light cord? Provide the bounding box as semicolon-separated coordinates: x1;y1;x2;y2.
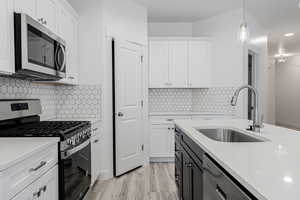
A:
243;0;246;23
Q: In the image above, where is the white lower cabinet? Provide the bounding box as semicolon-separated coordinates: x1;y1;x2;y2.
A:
0;143;58;200
150;124;174;159
12;165;58;200
91;122;101;185
38;165;59;200
150;116;190;162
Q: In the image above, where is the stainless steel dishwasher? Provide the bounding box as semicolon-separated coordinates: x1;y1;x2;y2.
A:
203;155;252;200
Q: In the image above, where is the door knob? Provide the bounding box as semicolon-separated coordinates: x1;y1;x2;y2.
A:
117;112;124;117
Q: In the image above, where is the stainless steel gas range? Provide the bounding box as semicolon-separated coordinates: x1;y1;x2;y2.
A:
0;99;91;200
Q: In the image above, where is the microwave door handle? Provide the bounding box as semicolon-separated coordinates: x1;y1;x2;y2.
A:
55;47;59;70
60;44;66;72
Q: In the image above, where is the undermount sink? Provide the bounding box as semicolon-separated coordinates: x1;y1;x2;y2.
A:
197;128;267;143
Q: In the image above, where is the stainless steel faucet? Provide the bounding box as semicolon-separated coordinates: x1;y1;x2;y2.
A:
231;85;263;132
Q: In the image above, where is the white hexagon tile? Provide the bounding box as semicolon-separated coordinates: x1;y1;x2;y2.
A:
149;89;193;112
0;77;57;120
0;77;102;120
55;85;101;119
149;88;237;115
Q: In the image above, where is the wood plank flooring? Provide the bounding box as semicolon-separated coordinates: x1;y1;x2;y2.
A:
87;163;179;200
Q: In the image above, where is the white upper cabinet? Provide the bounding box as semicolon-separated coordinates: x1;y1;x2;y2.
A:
14;0;37;19
169;40;189;88
149;37;212;88
14;0;58;34
57;6;79;85
36;0;58;33
149;41;169;88
12;0;80;85
0;0;14;75
188;40;212;88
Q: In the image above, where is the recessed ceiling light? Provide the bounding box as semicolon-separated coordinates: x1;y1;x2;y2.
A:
285;33;295;37
283;176;293;183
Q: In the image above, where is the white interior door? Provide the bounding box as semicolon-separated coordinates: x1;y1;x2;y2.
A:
114;40;143;176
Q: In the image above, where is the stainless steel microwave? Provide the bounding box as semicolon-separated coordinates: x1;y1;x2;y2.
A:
14;13;66;80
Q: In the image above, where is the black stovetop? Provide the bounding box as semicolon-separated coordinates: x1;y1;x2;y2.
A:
0;120;90;138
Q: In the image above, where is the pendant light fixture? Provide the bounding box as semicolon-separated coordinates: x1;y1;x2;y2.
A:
238;0;250;43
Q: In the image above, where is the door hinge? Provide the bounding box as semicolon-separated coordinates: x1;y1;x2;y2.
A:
141;144;144;151
141;100;144;107
141;56;143;63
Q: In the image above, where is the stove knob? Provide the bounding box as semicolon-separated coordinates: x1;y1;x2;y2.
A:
66;139;72;145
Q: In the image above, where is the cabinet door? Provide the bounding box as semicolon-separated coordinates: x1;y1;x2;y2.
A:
57;7;79;85
188;41;212;88
38;165;59;200
149;41;169;88
182;151;192;200
91;135;101;185
0;0;14;74
150;124;173;158
169;41;188;88
11;182;36;200
14;0;37;19
36;0;58;33
191;163;203;200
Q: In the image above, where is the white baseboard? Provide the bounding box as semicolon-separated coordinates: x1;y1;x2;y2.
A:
150;157;175;163
98;170;113;181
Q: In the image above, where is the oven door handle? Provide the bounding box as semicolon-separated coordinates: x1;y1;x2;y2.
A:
62;139;90;159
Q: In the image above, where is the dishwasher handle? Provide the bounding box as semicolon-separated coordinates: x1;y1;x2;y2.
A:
216;185;227;200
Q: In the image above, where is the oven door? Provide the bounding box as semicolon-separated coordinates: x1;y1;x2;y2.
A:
61;140;91;200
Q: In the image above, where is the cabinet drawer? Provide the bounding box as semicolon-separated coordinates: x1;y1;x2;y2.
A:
92;121;101;137
204;155;252;200
150;116;190;125
3;144;58;199
182;131;204;163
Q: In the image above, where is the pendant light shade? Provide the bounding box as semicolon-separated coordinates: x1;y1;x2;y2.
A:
239;23;250;43
238;0;250;43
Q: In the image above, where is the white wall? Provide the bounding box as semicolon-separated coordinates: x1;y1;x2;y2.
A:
263;58;276;124
68;0;148;180
192;9;269;120
102;0;148;45
192;9;244;87
276;55;300;129
69;0;104;85
148;22;193;37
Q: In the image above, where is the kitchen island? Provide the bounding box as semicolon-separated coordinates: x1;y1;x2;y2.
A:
175;119;300;200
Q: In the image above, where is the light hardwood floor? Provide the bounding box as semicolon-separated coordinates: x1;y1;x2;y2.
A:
87;163;179;200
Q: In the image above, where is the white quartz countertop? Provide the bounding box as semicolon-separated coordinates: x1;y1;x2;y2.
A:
0;138;59;171
149;112;233;116
175;119;300;200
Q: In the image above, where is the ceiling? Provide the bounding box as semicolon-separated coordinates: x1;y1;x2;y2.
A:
268;32;300;58
135;0;300;33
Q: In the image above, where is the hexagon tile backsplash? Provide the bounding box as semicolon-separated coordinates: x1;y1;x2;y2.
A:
56;85;102;119
0;77;102;120
149;88;236;115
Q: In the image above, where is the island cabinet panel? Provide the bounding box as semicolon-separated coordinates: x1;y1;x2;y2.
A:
182;151;192;200
175;126;255;200
175;127;204;200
